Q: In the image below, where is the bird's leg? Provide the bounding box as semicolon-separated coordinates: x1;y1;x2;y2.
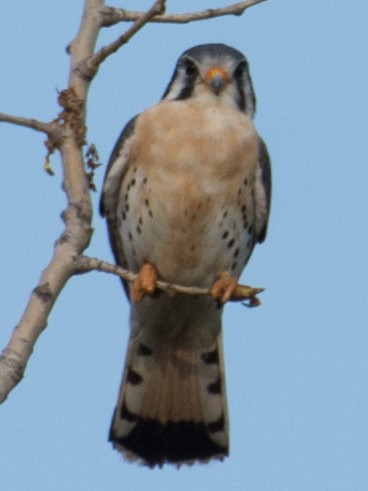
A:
210;271;237;305
132;262;159;303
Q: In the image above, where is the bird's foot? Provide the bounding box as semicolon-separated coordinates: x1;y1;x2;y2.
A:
132;262;158;303
210;272;237;305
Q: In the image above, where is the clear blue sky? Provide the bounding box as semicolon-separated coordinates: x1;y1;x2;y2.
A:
1;1;368;490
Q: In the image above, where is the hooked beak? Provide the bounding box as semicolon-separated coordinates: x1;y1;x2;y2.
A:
205;67;229;95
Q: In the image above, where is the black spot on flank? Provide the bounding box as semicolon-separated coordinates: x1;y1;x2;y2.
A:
125;203;130;212
247;224;254;235
237;188;242;196
122;211;126;221
144;198;149;207
241;204;246;213
231;261;238;272
243;221;249;229
128;232;133;241
124;193;128;202
139;217;143;225
127;183;131;191
136;225;142;234
127;367;143;385
227;238;235;249
143;177;147;185
234;248;240;258
201;349;219;365
131;178;136;186
222;231;229;240
137;343;153;356
243;178;249;186
222;210;228;219
119;401;138;422
148;210;153;218
133;166;137;173
190;245;195;251
207;414;226;433
110;418;228;467
208;378;222;394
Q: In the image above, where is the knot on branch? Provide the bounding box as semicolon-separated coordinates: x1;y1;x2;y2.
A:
57;87;86;147
43;87;87;176
33;283;54;303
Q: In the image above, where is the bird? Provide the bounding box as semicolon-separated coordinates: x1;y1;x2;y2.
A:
100;43;271;468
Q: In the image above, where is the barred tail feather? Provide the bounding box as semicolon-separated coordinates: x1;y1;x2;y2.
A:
109;331;228;468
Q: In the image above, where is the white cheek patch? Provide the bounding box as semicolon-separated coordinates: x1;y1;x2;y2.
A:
163;68;189;101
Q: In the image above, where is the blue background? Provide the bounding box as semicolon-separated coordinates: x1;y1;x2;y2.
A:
1;1;368;489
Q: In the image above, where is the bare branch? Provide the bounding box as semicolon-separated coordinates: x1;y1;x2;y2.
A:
74;255;265;305
87;0;166;74
0;0;103;403
101;0;266;26
0;112;52;134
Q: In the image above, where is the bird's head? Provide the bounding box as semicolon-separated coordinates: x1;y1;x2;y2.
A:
162;43;256;117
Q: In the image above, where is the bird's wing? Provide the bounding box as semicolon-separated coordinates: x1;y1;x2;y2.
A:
100;115;139;298
254;136;272;243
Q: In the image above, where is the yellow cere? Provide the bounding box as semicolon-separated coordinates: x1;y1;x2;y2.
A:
205;67;229;82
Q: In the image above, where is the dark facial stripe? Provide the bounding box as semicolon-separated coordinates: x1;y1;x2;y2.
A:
175;83;194;100
235;76;246;112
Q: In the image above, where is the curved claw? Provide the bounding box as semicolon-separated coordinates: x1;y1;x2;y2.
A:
210;273;237;305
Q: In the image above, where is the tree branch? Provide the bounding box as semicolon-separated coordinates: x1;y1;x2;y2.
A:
86;0;166;76
0;0;103;404
101;0;266;26
0;112;52;134
74;255;264;305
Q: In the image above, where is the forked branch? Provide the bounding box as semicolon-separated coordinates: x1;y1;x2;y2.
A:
101;0;266;26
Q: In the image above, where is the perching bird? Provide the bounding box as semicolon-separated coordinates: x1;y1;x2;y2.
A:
100;43;271;467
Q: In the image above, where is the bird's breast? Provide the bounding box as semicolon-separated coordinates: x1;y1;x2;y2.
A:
118;101;259;286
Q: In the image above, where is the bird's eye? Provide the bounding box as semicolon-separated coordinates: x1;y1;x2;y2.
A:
183;59;198;77
234;62;245;79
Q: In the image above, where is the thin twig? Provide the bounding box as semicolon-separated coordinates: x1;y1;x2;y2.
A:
101;0;266;26
88;0;165;72
74;255;264;304
0;112;52;134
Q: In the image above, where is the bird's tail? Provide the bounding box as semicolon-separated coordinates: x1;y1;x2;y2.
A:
109;328;228;467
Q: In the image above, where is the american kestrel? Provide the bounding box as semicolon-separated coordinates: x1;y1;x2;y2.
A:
100;43;271;467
